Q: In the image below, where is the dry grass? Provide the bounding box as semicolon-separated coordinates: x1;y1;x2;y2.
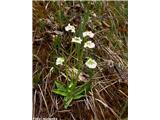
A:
33;1;128;120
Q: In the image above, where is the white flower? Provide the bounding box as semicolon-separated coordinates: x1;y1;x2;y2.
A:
84;41;95;48
85;58;97;69
83;31;94;38
56;57;65;65
65;23;75;33
71;37;82;44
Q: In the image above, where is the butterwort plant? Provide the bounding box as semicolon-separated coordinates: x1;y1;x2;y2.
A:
52;22;97;109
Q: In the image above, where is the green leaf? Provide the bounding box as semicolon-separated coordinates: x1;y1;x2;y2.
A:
55;80;66;91
64;97;73;109
67;80;77;92
68;81;74;88
73;83;91;97
53;36;61;50
73;94;85;100
52;89;67;96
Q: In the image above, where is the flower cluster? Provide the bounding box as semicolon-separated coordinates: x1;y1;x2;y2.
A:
56;23;97;69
